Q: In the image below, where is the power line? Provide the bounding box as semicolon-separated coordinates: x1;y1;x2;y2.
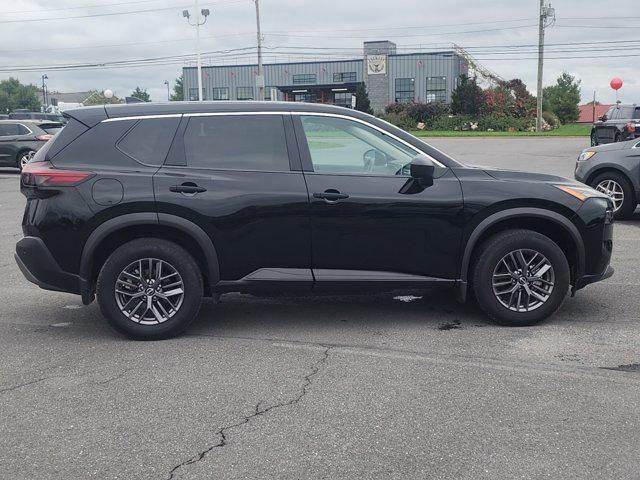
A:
0;0;246;24
3;0;169;14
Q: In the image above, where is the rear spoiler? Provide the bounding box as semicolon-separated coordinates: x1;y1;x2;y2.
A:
62;105;108;128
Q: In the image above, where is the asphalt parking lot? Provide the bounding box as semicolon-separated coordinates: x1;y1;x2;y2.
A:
1;137;639;480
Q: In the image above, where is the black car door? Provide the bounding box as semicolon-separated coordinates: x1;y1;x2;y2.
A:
293;113;464;285
153;113;312;290
0;123;20;166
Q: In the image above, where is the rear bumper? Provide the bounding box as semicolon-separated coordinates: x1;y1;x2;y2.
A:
15;236;81;295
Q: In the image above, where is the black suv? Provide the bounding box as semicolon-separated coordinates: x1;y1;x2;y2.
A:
591;104;640;146
16;102;614;340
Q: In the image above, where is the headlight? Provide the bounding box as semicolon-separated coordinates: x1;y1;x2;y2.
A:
578;151;597;162
554;184;607;201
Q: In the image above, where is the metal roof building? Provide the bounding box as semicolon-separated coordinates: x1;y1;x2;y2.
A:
182;41;469;114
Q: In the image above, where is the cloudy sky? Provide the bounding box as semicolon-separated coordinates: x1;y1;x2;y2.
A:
0;0;637;104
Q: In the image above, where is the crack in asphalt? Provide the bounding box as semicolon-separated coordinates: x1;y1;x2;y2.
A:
166;345;332;480
0;376;53;394
97;368;132;385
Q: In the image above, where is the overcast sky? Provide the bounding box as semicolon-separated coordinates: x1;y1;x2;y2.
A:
0;0;637;104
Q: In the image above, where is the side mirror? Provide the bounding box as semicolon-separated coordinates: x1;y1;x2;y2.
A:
410;154;435;183
599;115;607;122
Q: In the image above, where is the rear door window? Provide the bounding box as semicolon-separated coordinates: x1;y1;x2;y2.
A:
117;117;181;166
0;123;22;136
183;115;290;171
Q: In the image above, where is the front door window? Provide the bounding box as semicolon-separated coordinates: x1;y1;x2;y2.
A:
300;115;417;176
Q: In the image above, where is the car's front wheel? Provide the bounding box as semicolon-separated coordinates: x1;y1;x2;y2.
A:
96;238;203;340
472;229;570;326
591;171;635;220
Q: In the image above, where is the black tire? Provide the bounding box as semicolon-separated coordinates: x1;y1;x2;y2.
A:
96;238;203;340
590;131;598;146
590;171;636;220
17;150;33;171
472;229;570;327
614;132;621;143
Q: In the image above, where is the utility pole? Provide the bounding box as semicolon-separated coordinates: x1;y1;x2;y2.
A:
536;1;555;132
41;74;48;112
254;0;265;101
183;3;210;102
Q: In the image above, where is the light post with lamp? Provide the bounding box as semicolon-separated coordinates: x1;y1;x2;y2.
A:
41;74;48;112
164;80;170;101
182;3;210;102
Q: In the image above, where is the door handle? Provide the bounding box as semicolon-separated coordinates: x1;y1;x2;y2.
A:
169;183;207;194
313;190;349;202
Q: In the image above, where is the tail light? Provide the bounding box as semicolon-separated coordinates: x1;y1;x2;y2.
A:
21;162;93;187
37;134;53;141
626;122;636;134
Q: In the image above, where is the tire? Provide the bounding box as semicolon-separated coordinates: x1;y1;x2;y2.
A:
590;171;636;220
472;229;570;327
96;238;203;340
614;132;621;143
17;150;34;171
590;131;598;146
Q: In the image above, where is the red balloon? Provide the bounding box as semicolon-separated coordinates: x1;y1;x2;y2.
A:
610;78;623;91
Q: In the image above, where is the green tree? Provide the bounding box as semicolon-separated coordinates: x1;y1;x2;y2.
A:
451;75;482;116
0;78;41;113
83;90;121;105
130;86;151;102
170;76;184;101
502;78;536;118
542;72;581;124
354;83;373;114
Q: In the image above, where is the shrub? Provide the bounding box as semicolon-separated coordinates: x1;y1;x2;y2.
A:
404;102;450;124
476;114;532;132
384;103;407;115
429;115;476;131
542;111;560;129
378;113;416;130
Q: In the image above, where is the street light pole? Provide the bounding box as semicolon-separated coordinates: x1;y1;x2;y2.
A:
254;0;264;101
164;80;170;101
183;3;210;102
536;1;555;132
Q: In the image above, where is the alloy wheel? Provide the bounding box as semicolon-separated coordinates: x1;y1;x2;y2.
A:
20;151;34;169
595;179;624;212
492;249;555;313
114;258;185;325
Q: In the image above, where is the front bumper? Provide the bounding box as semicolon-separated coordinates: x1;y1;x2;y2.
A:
15;236;81;295
574;265;614;292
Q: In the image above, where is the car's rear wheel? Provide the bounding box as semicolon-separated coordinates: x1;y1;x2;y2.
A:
17;150;34;170
96;238;203;340
472;229;570;326
591;171;636;220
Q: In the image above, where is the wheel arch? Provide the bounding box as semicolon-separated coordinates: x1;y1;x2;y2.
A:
458;208;584;301
79;213;219;304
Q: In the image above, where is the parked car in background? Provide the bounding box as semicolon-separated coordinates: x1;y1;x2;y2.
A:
8;111;67;124
591;104;640;146
0;120;63;170
576;138;640;219
0;114;8;120
15;102;614;340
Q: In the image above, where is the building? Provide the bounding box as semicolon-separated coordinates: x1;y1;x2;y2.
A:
577;104;613;124
182;41;468;113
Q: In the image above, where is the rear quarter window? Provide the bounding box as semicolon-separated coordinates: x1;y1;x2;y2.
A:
116;117;180;166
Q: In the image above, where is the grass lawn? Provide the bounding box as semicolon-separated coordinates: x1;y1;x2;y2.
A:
410;123;591;138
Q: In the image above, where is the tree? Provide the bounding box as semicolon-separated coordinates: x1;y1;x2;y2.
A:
542;72;581;124
130;86;151;102
0;78;41;113
83;90;122;105
502;78;536;118
451;75;482;116
170;76;184;101
354;83;373;114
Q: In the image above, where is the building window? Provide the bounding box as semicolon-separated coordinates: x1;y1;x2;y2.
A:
333;92;352;108
188;88;206;101
264;87;276;101
395;78;415;103
237;87;254;100
426;76;447;103
294;93;317;103
333;72;357;83
212;87;229;101
293;74;317;85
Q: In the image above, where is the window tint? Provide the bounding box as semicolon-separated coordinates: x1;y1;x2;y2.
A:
605;107;615;119
0;123;23;136
300;115;416;176
118;117;180;166
183;115;290;171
